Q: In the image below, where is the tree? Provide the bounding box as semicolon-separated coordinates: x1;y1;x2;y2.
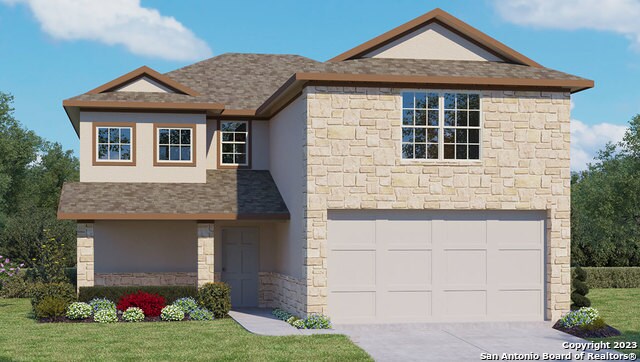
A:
0;92;78;268
571;115;640;266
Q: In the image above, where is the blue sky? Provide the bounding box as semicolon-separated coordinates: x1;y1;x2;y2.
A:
1;0;639;170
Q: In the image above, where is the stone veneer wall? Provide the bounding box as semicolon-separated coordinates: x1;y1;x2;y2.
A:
197;223;215;286
95;272;197;286
304;86;571;320
77;223;95;291
258;272;306;316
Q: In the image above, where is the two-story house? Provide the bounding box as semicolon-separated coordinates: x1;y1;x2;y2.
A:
58;9;593;323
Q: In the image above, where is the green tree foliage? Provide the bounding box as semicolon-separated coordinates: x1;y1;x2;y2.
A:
572;115;640;266
0;92;78;268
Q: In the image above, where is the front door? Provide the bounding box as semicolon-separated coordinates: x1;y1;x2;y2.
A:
221;228;259;307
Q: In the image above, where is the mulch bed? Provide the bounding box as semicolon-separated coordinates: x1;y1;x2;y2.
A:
553;320;621;338
38;315;201;323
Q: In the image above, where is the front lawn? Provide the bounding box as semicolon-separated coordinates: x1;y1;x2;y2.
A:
0;299;371;361
589;288;640;355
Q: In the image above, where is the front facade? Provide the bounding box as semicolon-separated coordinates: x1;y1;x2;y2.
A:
59;9;591;323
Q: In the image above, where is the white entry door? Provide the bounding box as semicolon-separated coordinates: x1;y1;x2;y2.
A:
327;210;545;323
221;228;259;307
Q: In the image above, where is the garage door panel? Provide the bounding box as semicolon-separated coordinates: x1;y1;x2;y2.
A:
444;290;487;317
377;219;432;247
385;250;432;288
328;219;376;246
494;250;542;285
444;250;487;286
328;250;376;289
382;291;432;319
443;220;487;244
491;290;542;319
488;220;543;245
328;292;376;320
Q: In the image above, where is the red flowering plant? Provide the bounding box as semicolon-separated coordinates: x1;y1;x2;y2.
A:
117;291;166;317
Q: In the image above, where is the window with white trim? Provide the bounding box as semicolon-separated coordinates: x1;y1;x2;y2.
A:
220;121;248;166
157;127;192;162
402;91;481;160
96;126;132;161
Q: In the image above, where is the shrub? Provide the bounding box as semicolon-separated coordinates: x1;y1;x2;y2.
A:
122;307;145;322
94;308;118;324
189;307;214;321
117;291;166;317
292;319;306;329
161;305;184;321
571;267;590;309
89;298;116;313
173;297;198;314
574;267;640;288
34;296;69;318
560;307;600;328
0;273;30;298
197;282;231;319
0;256;25;283
32;230;69;284
304;314;332;329
78;286;197;303
30;282;76;310
66;302;92;319
272;308;293;321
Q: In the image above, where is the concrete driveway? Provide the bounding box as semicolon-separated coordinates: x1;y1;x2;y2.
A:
335;322;623;361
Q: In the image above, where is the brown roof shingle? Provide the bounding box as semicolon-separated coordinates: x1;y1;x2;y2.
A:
58;170;289;220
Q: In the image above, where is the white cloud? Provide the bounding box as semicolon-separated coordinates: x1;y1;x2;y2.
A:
1;0;212;61
493;0;640;50
571;119;627;170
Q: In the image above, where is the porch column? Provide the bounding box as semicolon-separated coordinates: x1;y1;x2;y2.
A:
197;223;215;287
76;222;95;291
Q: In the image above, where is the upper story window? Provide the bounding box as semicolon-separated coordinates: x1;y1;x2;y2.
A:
219;121;249;167
402;91;481;161
154;124;196;166
94;123;135;165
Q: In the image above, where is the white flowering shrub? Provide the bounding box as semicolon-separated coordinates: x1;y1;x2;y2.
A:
161;305;185;321
66;302;93;320
172;297;198;314
94;309;118;324
560;307;600;328
122;307;145;322
304;314;331;329
89;298;116;313
292;319;306;329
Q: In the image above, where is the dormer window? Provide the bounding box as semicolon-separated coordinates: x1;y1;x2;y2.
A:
219;121;250;168
93;123;135;166
153;124;196;167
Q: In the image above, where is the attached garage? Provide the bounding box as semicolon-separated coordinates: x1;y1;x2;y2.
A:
327;210;546;323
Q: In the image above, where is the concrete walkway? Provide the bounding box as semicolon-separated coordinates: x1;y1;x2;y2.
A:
228;308;338;336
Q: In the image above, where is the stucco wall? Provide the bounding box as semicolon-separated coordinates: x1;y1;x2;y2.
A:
304;86;571;320
269;96;307;279
94;220;197;273
79;112;207;183
363;22;503;61
205;120;270;170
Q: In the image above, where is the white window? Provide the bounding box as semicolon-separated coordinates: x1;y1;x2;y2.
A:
402;91;480;160
96;126;132;162
157;127;192;162
220;121;249;166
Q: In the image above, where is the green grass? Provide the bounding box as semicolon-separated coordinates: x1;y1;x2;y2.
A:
0;299;371;361
589;288;640;355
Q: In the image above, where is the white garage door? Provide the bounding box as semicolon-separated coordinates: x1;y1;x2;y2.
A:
327;210;545;323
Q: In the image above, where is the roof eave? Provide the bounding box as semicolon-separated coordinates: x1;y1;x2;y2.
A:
57;211;290;221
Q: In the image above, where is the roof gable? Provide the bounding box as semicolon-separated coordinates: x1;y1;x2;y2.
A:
329;8;542;67
115;76;175;93
87;66;200;96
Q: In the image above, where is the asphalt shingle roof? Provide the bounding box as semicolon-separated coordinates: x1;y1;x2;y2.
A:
58;170;289;218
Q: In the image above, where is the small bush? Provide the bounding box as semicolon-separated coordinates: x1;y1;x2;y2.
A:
292;319;306;328
189;307;214;321
89;298;116;313
34;296;69;318
161;305;184;321
78;286;197;303
272;308;293;321
582;317;607;331
117;291;166;317
66;302;92;319
173;297;198;314
30;282;76;310
122;307;145;322
573;267;640;288
197;282;231;319
304;314;332;329
560;307;600;328
0;274;31;298
571;266;590;309
94;309;118;324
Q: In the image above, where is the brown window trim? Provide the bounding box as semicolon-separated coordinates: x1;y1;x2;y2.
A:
153;123;197;167
216;120;252;169
92;122;137;166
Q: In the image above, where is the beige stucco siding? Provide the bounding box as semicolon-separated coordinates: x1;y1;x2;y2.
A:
94;220;197;273
115;76;174;93
269;96;307;279
363;22;503;61
304;86;571;320
205;120;269;170
79;112;207;183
